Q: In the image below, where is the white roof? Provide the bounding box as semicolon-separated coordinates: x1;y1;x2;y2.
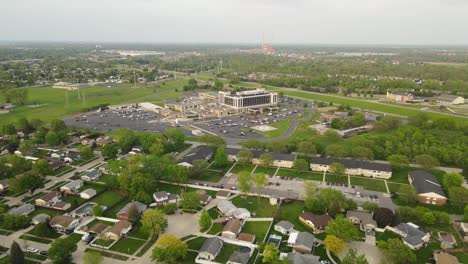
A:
288;231;299;245
233;208;250;219
217;200;237;215
80;189;97;196
177;162;192;167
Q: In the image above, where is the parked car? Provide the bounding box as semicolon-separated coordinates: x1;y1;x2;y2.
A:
27;247;38;253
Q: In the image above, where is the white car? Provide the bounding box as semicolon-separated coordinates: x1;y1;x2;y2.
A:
27;247;38;253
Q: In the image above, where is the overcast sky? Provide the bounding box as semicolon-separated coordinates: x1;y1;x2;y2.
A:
1;0;468;45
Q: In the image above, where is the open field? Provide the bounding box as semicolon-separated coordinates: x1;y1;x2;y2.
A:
268;88;467;122
0;79;187;126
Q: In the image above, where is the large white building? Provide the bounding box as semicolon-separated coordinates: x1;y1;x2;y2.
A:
218;89;278;111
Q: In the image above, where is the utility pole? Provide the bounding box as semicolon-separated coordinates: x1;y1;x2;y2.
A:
133;70;136;88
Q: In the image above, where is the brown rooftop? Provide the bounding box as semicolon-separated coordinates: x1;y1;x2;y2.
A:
88;223;109;234
238;233;255;243
50;215;74;228
38;191;59;201
223;219;242;233
300;212;332;228
108;220;132;236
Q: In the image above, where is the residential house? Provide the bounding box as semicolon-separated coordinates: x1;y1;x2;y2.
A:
51;151;80;163
178;146;214;167
153;191;179;205
227;249;251;264
80;189;97;199
433;252;460;264
89;223;110;238
216;190;231;199
233;208;251;220
226;148;296;168
222;219;243;239
198;237;223;261
275;220;295;235
31;214;50;225
96;136;113;147
393;222;430;250
103;220;132;241
408;170;447;205
8;204;35;216
434;94;465;105
35;192;60;207
310;157;392;179
116;201;147;220
129;146;143;155
346;210;377;231
299;212;332;233
60;180;83;194
288;232;317;254
0;179;9;193
52;201;71;211
199;193;212;205
49;215;80;233
285;252;320;264
217;200;237;216
81;169;102;182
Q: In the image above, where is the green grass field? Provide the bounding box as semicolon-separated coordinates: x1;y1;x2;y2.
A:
231;195;278;218
208;223;224;235
230;163;256;174
215;243;241;263
186;236;207;250
90;191;123;207
252;166;278;176
350;176;388;192
0;79;187;126
277;168;323;181
278;201;311;232
110;237;146;255
253;120;292;138
269;88;467;122
191;170;224;182
241;221;271;243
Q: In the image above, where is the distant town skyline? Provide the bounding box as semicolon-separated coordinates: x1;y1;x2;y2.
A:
2;0;468;45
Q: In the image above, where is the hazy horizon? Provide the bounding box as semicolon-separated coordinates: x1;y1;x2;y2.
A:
2;0;468;45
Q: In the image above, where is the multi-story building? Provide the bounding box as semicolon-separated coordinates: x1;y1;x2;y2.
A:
218;89;278;111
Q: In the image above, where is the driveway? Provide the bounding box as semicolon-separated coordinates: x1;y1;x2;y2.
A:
338;241;386;264
165;211;200;238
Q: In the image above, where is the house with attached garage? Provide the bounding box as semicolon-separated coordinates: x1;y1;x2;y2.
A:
81;169;102;181
49;215;80;233
391;222;430;250
275;220;295;235
35;191;60;207
227;249;251;264
60;180;83;194
346;210;377;231
287;231;318;254
310;157;392;179
408;170;447;205
222;219;243;239
80;189;97;199
152;191;179;206
8;204;35;216
197;237;224;261
103;220;133;241
299;212;332;233
116;201;147;221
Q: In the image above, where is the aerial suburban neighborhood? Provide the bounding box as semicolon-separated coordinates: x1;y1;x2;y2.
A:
1;2;468;263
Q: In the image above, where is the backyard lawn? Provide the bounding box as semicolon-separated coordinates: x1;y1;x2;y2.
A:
253;166;278;176
192;170;224;182
277;201;311;232
277;169;323;181
186;236;207;250
241;221;272;244
208;223;224;235
230;164;256;174
215;243;241;263
90;191;124;207
79;182;108;193
350;176;388;192
324;174;348;184
110;237;146;255
231;196;278;218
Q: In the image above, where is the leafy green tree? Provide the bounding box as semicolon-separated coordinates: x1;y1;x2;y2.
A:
398;185;418;204
9;173;44;194
373;208;394;228
464;204;468;222
378;239;417;264
79;145;94;160
151;234;187;264
180;192;201;210
329;162;346;174
348;112;366;128
387;154;410;167
199;134;225;147
305;188;355;217
18;140;34;155
164;128;185;150
188;159;209;178
33;222;53;237
213;147;229;168
421;212;435;225
409;112;429;127
162;203;177;215
0;214;31;229
252;172;268;205
259;153;274;167
238;171;252;194
199;210;212;231
2;124;17;135
324;235;346;255
293;159;309;171
141;209;168;240
325;215;359;242
331;118;346;129
448;187;468;209
45;131;60;146
83;251;103;264
101;143;119;159
32;159;51;176
262;243;280;263
117;129;137;152
442;173;464;189
325;144;348;157
413;154;439;168
50;119;67;133
342;248;368;264
237;149;254;164
48;237;78;264
297;141;317;155
10;241;24;264
362;201;378;213
5;89;28;105
127;203;141;223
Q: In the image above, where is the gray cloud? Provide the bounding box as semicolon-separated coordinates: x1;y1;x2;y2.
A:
1;0;467;45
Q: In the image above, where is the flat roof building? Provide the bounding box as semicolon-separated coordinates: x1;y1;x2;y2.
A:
219;89;278;111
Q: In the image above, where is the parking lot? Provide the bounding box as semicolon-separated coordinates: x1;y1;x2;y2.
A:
192;97;306;139
64;107;192;135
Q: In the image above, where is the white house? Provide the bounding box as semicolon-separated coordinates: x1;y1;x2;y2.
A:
80;189;97;199
60;180;83;194
233;208;251;220
275;220;295;235
49;215;80;233
8;204;35;216
217;200;237;216
198;237;223;261
81;169;102;182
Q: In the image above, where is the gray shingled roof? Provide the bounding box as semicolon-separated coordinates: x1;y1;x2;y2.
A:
295;232;315;249
117;201;147;215
395;223;427;246
408;170;446;197
311;157;392;172
287;252;320;264
228;250;250;264
180;146;214;164
276;220;294;231
199;237;223;256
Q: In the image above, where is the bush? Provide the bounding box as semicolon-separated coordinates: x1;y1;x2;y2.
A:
162;203;177;215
